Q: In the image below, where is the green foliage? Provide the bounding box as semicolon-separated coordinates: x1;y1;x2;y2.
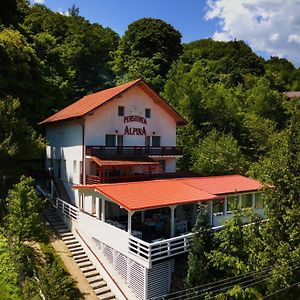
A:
39;258;81;300
0;228;21;300
6;176;44;243
193;130;245;175
186;205;215;287
0;96;45;159
112;18;182;91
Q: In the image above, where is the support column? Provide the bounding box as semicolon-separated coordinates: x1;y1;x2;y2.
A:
78;191;83;211
128;211;135;235
170;205;177;238
96;197;100;219
101;198;106;221
141;210;145;223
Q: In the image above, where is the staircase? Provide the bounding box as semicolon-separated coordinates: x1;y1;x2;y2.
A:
53;178;71;203
44;207;116;300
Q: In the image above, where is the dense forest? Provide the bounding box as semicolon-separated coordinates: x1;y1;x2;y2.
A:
0;0;300;299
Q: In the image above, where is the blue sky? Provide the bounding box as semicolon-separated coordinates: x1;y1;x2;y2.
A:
32;0;300;67
34;0;217;43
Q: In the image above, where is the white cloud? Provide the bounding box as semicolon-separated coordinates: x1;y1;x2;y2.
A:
58;10;70;17
288;34;300;44
32;0;45;4
205;0;300;66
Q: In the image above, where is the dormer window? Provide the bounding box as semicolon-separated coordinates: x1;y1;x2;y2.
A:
118;106;124;116
145;108;151;118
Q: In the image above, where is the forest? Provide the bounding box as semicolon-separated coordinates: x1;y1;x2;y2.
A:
0;0;300;299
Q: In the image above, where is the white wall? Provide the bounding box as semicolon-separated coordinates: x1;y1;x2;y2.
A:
85;87;177;147
46;121;83;206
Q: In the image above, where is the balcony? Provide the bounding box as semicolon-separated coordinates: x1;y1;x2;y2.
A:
86;173;179;184
86;145;183;157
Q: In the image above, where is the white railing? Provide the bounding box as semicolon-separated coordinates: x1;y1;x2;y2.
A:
129;233;193;264
52;197;79;220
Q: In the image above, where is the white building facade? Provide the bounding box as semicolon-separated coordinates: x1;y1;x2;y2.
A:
41;79;264;300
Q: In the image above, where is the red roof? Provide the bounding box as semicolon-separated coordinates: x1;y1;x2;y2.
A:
74;175;262;211
39;79;187;125
177;175;262;195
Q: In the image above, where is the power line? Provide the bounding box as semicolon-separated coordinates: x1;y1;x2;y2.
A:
150;258;300;300
178;264;300;300
262;280;300;299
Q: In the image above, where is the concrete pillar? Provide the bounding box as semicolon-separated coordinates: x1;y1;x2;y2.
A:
128;211;135;235
101;198;106;221
96;197;100;219
170;205;177;237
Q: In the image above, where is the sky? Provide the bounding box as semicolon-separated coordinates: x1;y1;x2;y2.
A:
31;0;300;67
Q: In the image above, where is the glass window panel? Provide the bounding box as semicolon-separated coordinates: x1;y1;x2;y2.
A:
117;135;123;146
118;106;124;116
241;194;253;208
226;195;239;212
152;136;161;147
213;200;224;215
105;134;116;146
255;193;264;209
145;108;151;118
145;136;150;147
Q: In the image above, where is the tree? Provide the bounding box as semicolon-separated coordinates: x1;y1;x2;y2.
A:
193;130;245;175
0;228;21;300
39;258;81;300
112;18;182;91
186;205;215;288
6;176;44;243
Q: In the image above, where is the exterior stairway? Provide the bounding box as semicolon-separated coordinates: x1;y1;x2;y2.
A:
44;207;116;300
53;178;72;203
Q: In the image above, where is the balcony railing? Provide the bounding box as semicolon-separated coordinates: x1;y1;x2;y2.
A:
129;233;193;264
86;145;183;157
85;173;179;184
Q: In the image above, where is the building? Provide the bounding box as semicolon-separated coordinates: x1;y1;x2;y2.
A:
40;79;264;300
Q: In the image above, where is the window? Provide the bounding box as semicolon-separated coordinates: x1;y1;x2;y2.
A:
213;200;224;215
241;194;253;208
255;193;264;209
117;135;123;146
152;136;161;147
226;195;239;213
145;136;151;147
158;160;165;173
73;160;77;173
145;108;151;118
118;106;124;116
105;134;116;146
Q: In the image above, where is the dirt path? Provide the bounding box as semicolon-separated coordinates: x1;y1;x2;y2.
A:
51;237;99;300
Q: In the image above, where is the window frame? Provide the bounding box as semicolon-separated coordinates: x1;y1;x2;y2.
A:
118;106;124;116
152;136;161;147
145;108;151;118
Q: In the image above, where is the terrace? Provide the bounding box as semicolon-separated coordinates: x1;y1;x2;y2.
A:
72;175;264;267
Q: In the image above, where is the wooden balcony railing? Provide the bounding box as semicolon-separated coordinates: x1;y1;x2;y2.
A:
86;145;183;157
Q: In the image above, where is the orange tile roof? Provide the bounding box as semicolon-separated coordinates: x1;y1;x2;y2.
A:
91;156;159;167
73;175;262;211
39;79;187;125
177;175;262;195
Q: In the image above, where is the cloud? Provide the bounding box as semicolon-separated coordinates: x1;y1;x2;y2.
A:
32;0;45;4
205;0;300;67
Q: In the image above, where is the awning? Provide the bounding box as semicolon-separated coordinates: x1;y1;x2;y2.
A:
90;156;159;167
